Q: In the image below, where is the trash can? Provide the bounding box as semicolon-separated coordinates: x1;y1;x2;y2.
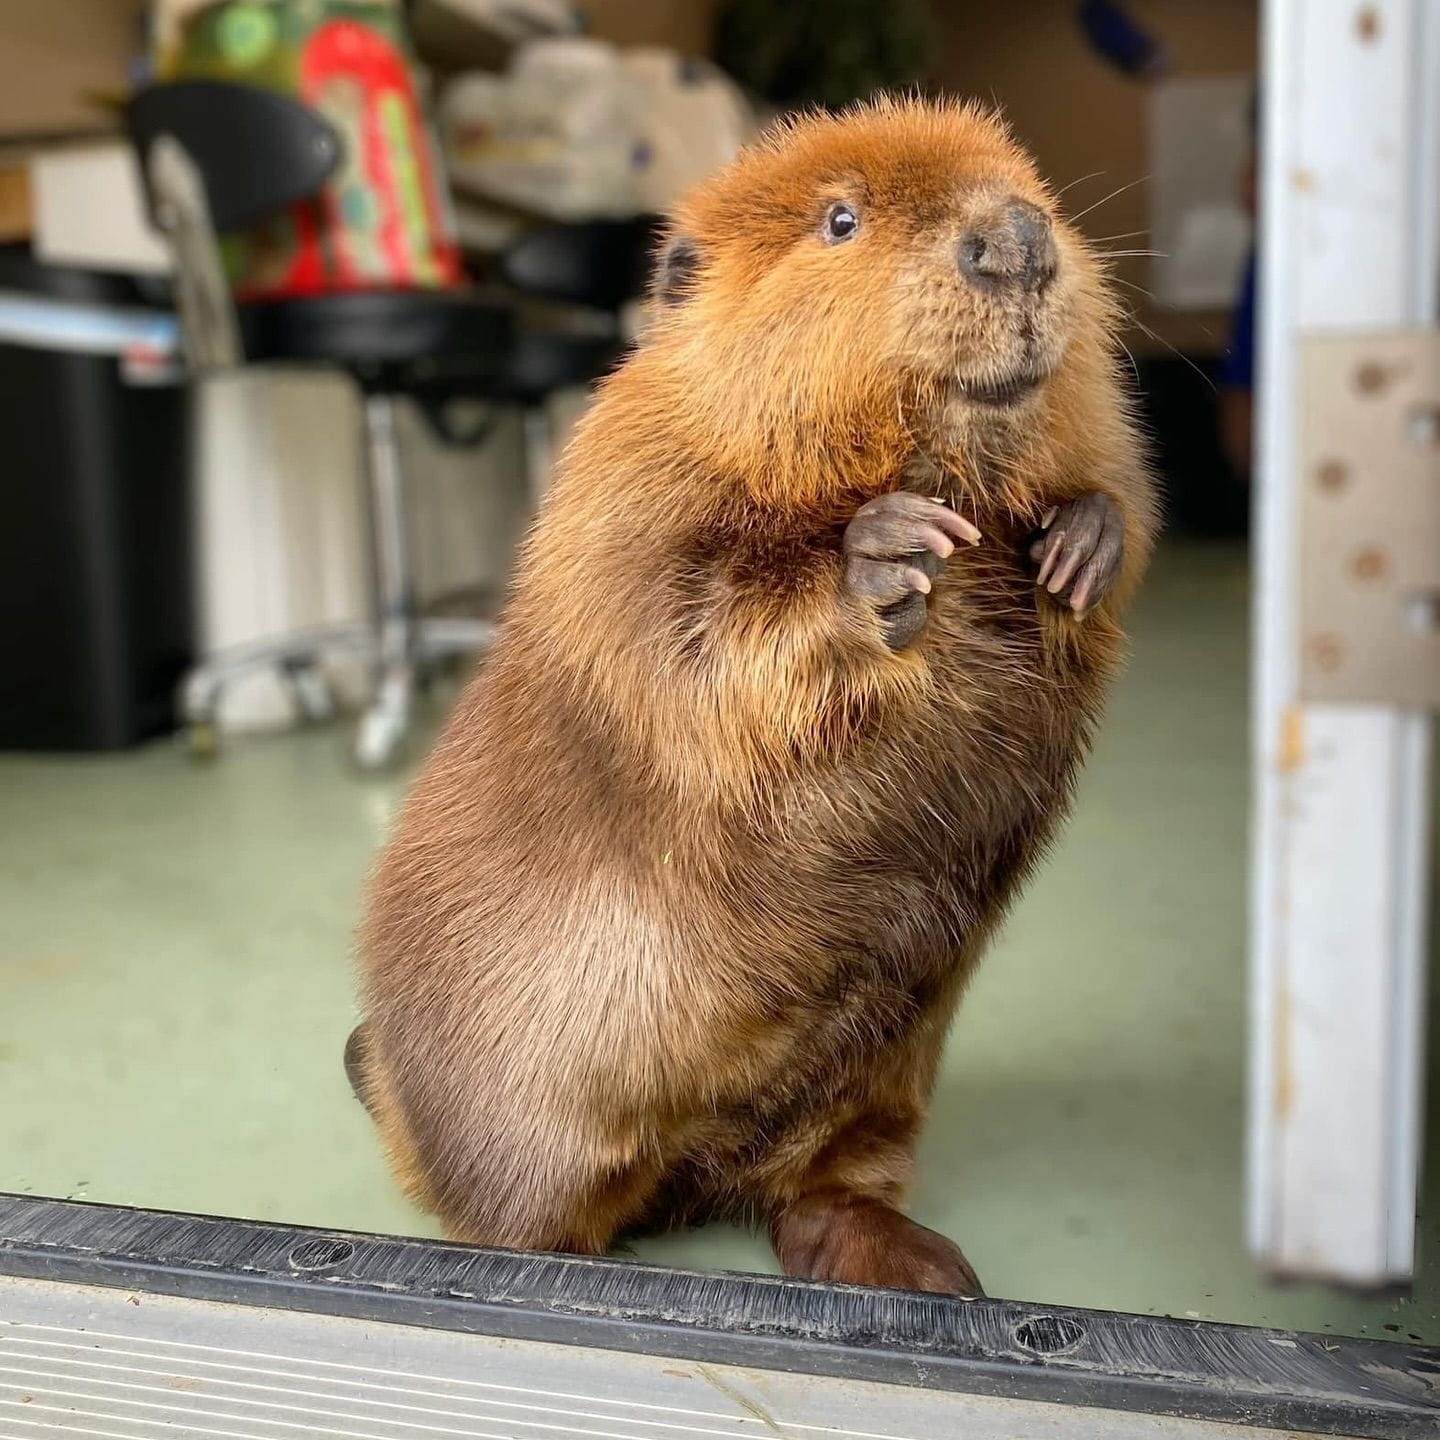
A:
0;250;193;751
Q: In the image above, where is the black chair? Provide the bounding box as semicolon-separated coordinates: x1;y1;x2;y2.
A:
500;216;665;313
129;81;662;767
129;79;523;768
491;214;664;500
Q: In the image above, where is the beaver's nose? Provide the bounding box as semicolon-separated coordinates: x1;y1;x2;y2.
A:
958;199;1057;292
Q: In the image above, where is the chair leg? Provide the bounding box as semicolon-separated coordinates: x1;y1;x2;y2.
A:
280;654;338;725
179;665;226;761
522;403;555;511
177;624;371;760
354;393;417;772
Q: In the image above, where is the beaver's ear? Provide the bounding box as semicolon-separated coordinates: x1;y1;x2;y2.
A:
652;234;701;306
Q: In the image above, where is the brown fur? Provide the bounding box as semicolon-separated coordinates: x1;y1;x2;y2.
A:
353;97;1157;1292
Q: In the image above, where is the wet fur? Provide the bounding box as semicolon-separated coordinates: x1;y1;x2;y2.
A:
354;98;1157;1283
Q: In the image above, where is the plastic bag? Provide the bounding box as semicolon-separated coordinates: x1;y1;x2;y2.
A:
440;39;755;222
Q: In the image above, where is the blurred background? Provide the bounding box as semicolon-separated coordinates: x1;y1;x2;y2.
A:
0;0;1434;1346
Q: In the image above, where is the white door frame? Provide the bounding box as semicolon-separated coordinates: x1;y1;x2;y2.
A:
1249;0;1440;1284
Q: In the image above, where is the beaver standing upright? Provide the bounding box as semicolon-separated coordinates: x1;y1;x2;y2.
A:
351;96;1156;1296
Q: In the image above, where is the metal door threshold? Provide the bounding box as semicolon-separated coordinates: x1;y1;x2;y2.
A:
1;1195;1435;1439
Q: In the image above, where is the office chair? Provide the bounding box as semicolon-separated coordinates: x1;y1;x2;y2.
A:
128;80;515;767
129;80;661;768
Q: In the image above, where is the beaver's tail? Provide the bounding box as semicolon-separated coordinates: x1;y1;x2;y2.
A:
344;1022;375;1115
341;1021;437;1213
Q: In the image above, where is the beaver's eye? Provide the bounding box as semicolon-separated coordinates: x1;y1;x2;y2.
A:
822;201;859;245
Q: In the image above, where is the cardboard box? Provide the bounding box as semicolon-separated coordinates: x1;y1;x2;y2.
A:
0;164;33;243
32;140;170;275
0;1;148;140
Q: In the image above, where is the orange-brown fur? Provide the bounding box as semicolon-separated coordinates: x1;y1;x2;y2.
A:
353;97;1157;1291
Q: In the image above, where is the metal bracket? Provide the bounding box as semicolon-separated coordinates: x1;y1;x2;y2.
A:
145;134;243;372
1299;331;1440;705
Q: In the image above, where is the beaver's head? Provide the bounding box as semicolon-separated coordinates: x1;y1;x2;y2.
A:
646;96;1118;507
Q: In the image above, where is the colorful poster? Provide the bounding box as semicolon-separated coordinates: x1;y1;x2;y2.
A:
165;1;463;298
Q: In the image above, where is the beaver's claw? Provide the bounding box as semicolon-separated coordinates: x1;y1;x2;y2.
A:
843;493;980;650
1029;492;1124;617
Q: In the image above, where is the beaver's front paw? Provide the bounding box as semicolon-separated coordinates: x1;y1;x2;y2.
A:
1029;492;1124;616
843;493;980;650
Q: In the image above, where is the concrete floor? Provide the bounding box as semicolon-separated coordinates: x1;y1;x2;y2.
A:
2;540;1436;1341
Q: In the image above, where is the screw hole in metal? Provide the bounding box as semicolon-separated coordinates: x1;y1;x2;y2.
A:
288;1237;356;1272
1014;1315;1086;1355
1408;404;1440;449
1407;594;1440;634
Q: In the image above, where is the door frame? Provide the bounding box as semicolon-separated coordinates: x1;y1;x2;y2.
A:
1248;0;1440;1285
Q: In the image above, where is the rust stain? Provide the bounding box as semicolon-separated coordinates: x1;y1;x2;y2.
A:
1274;975;1294;1123
1270;707;1300;1134
11;952;80;983
1307;633;1345;674
1350;545;1388;582
1277;706;1305;773
1316;458;1348;495
1291;166;1316;192
1354;360;1389;395
1356;4;1381;41
697;1366;785;1436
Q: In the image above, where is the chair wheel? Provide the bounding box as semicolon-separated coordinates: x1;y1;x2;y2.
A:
288;663;338;725
352;702;406;772
188;721;220;762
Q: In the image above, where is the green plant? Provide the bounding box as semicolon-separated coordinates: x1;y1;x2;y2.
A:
714;0;935;111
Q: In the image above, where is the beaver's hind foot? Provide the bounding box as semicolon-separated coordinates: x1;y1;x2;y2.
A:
771;1192;985;1298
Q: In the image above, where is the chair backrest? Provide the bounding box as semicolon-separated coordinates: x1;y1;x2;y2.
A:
499;217;665;313
125;81;344;371
128;81;342;233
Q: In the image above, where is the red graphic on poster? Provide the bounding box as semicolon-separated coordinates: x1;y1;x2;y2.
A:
235;17;462;299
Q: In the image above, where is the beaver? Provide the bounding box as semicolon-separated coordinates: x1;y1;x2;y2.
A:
350;95;1156;1296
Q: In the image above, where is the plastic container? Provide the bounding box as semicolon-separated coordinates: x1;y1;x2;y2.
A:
0;253;193;751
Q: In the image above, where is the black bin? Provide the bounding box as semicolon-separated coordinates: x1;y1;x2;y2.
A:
0;252;193;751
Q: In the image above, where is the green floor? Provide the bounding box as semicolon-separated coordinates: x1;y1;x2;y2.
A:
2;540;1436;1341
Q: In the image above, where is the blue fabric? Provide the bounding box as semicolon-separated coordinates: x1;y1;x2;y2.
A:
1218;249;1256;390
1077;0;1161;76
0;292;178;360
